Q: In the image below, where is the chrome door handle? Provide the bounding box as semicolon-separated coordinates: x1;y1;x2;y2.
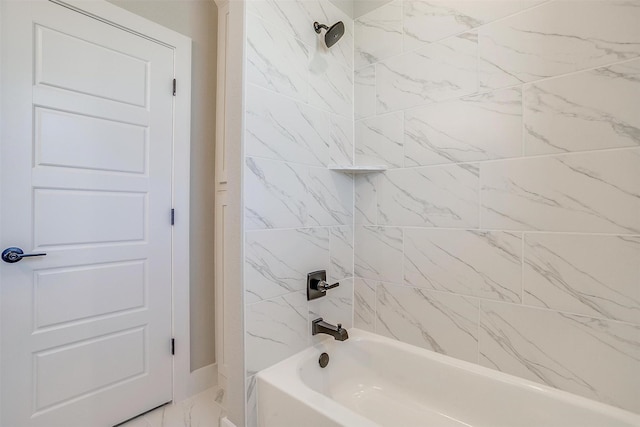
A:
2;247;47;263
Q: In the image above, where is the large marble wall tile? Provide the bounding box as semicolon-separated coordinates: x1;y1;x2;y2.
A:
246;291;309;376
377;285;479;363
524;234;640;324
245;228;330;304
404;229;522;303
329;226;354;282
327;113;354;166
354;278;376;332
354;0;402;68
403;0;543;51
355;112;404;168
479;1;640;90
246;376;257;427
480;149;640;234
247;0;354;70
377;33;478;113
247;14;309;101
310;277;354;338
355;65;376;120
317;0;355;70
247;0;319;47
245;157;310;229
355;173;378;225
306;167;353;226
479;302;640;412
246;85;352;167
405;88;522;166
309;58;354;118
245;159;354;229
378;164;479;227
354;226;403;282
524;59;640;155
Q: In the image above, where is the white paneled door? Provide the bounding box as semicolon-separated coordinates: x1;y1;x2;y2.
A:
1;2;175;426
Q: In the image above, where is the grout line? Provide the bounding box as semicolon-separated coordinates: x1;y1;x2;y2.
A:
476;294;481;365
375;53;640;117
349;225;640;238
366;145;640;169
355;276;640;328
478;160;482;228
358;0;551;69
521;84;527;157
246;82;352;120
521;233;526;304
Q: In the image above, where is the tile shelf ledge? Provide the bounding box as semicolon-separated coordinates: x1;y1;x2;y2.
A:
328;165;388;174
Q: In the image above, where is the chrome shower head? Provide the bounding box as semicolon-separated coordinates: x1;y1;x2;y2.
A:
313;21;345;48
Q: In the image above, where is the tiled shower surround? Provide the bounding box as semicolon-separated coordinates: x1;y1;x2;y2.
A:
353;0;640;414
243;1;355;425
243;0;640;421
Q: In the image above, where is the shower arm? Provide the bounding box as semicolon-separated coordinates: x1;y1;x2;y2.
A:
313;22;329;34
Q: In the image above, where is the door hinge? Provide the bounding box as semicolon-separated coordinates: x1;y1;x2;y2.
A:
171;338;175;355
171;208;175;226
173;79;177;96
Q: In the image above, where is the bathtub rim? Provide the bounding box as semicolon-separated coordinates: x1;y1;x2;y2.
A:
256;328;640;425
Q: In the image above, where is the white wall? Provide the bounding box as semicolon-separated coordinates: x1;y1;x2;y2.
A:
107;0;218;372
352;0;640;414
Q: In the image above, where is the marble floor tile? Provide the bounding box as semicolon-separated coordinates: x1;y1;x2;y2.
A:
119;387;225;427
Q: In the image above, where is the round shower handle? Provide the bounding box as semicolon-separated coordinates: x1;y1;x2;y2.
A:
2;247;47;263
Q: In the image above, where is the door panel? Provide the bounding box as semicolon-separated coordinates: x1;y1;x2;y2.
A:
34;190;147;246
1;1;175;426
36;25;149;106
35;327;146;411
34;260;146;329
36;107;148;174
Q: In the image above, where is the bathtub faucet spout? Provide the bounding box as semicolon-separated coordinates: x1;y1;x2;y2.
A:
312;318;349;341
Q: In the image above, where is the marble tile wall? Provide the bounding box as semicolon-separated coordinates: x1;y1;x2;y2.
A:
353;0;640;414
243;1;354;425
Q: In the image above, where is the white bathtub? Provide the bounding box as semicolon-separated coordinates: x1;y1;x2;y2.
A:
257;329;640;427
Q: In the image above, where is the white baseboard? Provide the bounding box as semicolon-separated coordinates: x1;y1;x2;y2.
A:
220;416;236;427
182;363;218;402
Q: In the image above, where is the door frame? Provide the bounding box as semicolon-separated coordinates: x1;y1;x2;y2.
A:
0;0;196;412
